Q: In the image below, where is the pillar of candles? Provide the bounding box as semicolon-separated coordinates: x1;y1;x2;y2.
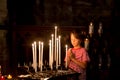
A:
58;36;61;66
49;26;62;70
65;44;68;68
32;41;44;72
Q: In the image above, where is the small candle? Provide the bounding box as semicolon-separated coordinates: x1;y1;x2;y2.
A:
98;22;103;36
7;74;12;79
89;22;94;37
84;38;89;51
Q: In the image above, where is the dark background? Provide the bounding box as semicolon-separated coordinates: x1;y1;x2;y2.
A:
0;0;120;80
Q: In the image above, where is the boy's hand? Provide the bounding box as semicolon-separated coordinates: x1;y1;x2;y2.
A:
69;49;75;59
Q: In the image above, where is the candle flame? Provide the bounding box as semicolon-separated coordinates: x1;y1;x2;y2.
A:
59;35;61;39
65;44;68;48
51;34;54;37
55;26;57;29
85;38;88;41
7;74;12;79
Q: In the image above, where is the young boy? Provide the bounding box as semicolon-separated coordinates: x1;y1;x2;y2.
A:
65;29;90;80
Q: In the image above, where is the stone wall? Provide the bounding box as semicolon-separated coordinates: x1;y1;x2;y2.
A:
6;0;113;26
0;30;9;74
0;0;7;25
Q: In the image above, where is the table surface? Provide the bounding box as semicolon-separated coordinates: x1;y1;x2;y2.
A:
17;70;78;80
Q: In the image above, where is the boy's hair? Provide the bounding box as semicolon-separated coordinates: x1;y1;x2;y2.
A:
70;28;84;47
70;29;84;40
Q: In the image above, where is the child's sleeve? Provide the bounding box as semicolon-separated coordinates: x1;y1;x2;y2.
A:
82;49;90;62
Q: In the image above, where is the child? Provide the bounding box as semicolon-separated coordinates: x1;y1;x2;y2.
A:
64;29;90;80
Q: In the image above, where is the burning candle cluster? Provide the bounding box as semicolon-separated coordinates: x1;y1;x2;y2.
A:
31;26;68;72
49;26;62;70
32;41;44;72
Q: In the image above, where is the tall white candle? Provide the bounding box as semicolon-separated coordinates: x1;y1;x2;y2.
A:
65;44;68;68
32;43;35;69
51;34;54;70
49;40;52;68
34;41;37;72
58;35;61;66
41;42;44;72
56;38;59;69
38;41;41;68
55;26;57;61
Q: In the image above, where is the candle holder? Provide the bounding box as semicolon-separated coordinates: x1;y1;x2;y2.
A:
42;65;47;71
58;64;62;70
52;60;57;71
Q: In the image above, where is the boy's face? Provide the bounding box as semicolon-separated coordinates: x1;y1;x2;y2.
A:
70;33;80;47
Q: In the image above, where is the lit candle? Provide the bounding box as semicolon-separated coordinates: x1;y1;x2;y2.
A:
32;43;35;69
34;41;37;72
7;74;12;79
84;38;89;51
98;22;103;36
65;44;68;68
56;38;59;69
49;40;52;68
51;34;54;70
38;41;41;68
55;26;57;61
41;42;44;71
58;35;61;66
89;22;94;37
